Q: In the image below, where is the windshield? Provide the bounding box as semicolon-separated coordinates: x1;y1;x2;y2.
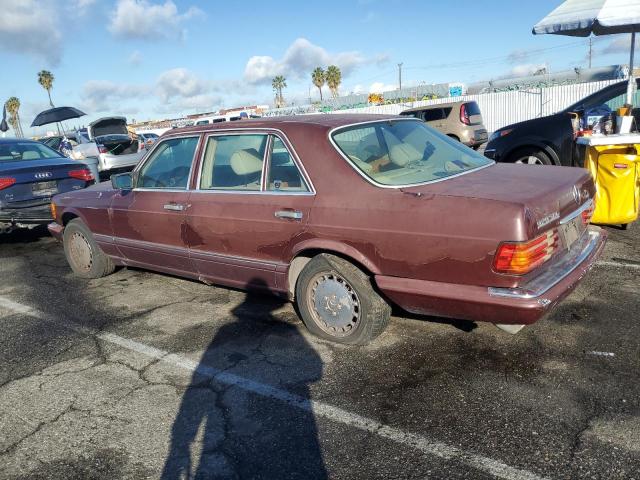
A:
331;119;492;186
0;141;62;163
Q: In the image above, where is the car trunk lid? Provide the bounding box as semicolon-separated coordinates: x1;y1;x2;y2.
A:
402;163;595;240
88;117;129;140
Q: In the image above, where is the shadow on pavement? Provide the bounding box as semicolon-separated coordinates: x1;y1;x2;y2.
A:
161;280;327;479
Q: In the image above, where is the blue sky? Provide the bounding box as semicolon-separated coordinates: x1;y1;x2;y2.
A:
0;0;636;136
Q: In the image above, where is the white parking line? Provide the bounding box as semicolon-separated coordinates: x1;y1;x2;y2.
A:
597;260;640;270
0;296;548;480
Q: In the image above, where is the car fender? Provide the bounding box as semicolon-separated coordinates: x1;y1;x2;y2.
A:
290;239;381;275
59;206;89;227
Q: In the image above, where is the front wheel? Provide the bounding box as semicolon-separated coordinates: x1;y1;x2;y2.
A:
509;147;553;165
295;254;391;345
63;219;115;279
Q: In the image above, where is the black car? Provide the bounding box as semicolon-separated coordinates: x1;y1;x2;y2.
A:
485;79;640;166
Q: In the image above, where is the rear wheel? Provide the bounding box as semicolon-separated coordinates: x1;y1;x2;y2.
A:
63;219;115;279
509;147;553;165
295;254;390;345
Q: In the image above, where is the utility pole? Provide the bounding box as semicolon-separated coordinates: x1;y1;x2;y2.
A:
588;37;592;68
398;63;403;91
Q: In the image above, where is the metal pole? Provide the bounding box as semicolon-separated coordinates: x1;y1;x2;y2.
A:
398;63;403;91
588;37;592;68
627;31;636;105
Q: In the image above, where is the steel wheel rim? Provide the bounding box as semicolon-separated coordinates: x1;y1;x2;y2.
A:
69;232;93;272
515;155;543;165
308;271;360;337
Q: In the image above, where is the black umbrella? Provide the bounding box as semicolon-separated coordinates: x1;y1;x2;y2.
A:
31;106;86;127
0;104;8;133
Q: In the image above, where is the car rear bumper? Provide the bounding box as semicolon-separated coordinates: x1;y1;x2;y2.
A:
0;205;53;224
99;152;143;172
375;227;607;326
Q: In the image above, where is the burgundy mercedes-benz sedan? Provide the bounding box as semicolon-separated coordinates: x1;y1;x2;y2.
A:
48;114;606;344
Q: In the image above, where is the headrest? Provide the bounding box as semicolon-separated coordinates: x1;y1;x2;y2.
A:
388;143;420;166
230;149;263;175
22;151;41;160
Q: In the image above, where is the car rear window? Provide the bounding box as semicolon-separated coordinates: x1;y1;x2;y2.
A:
331;119;492;187
463;102;481;115
0;142;61;163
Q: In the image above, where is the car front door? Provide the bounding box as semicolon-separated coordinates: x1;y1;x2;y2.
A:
185;132;315;292
110;135;201;275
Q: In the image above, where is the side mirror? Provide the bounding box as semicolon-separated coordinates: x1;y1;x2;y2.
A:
111;172;133;190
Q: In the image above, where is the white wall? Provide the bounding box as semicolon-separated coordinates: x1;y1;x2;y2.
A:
328;80;620;133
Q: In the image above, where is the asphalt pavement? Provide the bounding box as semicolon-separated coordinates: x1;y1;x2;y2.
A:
0;223;638;480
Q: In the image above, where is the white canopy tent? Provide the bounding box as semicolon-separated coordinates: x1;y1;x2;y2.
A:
533;0;640;105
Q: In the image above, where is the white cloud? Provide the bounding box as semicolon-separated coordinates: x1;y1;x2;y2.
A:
510;63;547;77
602;35;640;55
79;80;151;113
0;0;62;66
369;82;396;93
244;38;369;84
128;50;143;66
108;0;204;41
155;68;211;102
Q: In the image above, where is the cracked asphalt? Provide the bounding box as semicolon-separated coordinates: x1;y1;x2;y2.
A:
0;224;639;480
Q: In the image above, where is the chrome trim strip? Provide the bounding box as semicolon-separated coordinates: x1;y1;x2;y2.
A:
115;237;190;257
192;128;316;195
188;248;285;270
327;118;496;190
559;198;593;225
189;189;315;196
488;229;602;300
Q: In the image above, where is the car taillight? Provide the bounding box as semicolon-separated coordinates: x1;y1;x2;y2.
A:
460;103;470;125
494;230;559;275
581;202;594;225
98;145;108;154
68;169;94;182
50;202;57;220
0;177;16;190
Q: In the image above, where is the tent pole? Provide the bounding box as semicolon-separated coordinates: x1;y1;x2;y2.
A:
627;31;636;105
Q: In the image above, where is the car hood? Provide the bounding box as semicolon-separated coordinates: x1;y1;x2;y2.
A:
402;163;595;237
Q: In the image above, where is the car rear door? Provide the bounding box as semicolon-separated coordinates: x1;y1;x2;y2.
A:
109;135;201;275
185;131;314;292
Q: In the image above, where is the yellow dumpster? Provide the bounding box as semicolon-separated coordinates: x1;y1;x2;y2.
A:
578;135;640;229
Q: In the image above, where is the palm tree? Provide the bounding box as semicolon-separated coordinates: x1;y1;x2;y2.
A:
326;65;342;99
272;75;287;108
5;97;24;138
311;67;325;101
38;70;55;107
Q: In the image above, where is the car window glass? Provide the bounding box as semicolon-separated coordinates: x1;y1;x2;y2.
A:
199;134;267;190
333;119;491;186
137;136;199;189
422;109;443;122
0;141;61;163
267;136;309;192
603;89;640;111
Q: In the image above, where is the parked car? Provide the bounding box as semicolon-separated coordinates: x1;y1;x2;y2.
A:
0;138;94;233
48;115;606;344
485;79;640;165
72;117;146;175
138;132;159;147
40;135;78;152
400;101;488;149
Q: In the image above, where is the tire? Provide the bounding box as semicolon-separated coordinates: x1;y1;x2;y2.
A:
508;147;553;165
295;254;391;345
63;219;115;279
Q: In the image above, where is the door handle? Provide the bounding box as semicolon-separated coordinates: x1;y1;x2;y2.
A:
275;210;303;220
163;203;187;211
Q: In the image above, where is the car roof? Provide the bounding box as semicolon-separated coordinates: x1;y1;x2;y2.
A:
163;114;405;136
401;101;470;113
0;138;41;145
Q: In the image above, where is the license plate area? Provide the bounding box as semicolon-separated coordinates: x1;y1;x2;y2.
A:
31;181;58;197
559;215;585;250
